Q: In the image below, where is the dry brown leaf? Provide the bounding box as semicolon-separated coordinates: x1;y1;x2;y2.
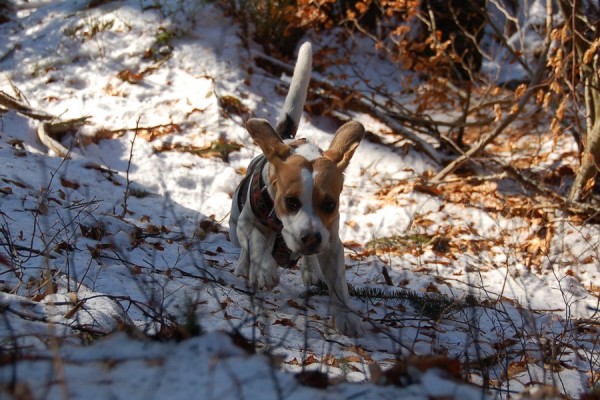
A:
155;139;242;162
274;318;296;328
341;355;363;364
321;354;340;367
425;282;440;294
218;95;249;118
117;69;144;83
345;220;358;229
494;103;502;121
0;253;12;267
505;360;528;379
60;177;80;190
287;299;312;311
302;354;319;366
220;297;233;310
138;124;181;141
413;217;435;228
31;293;46;302
579;256;595;264
184;107;208;118
411;355;462;380
413;182;441;197
285;357;301;366
104;83;127;97
130;265;142;275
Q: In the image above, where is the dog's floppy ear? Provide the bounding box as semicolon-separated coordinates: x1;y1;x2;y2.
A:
246;118;292;164
324;121;365;170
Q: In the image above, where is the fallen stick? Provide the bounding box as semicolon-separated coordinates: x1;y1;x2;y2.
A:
37;117;90;159
0;90;54;121
1;90;90;158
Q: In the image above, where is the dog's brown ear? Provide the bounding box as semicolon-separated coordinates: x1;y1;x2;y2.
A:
324;121;365;170
246;119;292;164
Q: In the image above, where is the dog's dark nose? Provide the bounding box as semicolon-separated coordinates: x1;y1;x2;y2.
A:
301;232;322;250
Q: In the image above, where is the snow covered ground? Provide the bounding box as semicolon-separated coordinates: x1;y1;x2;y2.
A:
0;1;598;399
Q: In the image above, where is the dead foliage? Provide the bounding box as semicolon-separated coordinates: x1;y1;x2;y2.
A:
218;94;250;119
370;355;463;387
154;138;242;162
91;123;182;142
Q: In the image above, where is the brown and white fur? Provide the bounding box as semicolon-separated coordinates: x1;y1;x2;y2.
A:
229;42;365;336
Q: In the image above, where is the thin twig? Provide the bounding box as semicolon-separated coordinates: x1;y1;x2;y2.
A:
431;29;552;182
251;49;448;164
121;116;141;217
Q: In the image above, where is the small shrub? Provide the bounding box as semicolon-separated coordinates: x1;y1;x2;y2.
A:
223;0;304;57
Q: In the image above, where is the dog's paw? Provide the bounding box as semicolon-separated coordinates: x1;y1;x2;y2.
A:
332;311;364;337
301;268;322;286
248;260;279;290
300;256;322;286
233;254;249;277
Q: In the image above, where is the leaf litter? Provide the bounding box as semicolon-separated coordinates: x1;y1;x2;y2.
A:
0;1;598;399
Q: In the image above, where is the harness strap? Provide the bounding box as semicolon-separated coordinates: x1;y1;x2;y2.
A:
248;157;283;232
237;155;299;268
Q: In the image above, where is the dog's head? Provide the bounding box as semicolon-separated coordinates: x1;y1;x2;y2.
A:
246;118;365;255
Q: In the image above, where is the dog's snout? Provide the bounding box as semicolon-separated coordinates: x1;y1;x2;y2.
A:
301;232;322;249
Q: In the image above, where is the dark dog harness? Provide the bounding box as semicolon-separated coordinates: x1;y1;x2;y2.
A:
236;155;300;268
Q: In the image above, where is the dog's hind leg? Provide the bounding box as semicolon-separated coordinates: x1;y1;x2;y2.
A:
229;185;242;247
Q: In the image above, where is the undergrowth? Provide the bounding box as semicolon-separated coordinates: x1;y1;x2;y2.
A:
307;281;474;321
1;1;600;399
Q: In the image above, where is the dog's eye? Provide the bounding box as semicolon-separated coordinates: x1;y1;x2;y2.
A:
321;200;336;213
285;197;301;212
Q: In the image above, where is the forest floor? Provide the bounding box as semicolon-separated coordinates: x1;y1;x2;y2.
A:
0;1;599;399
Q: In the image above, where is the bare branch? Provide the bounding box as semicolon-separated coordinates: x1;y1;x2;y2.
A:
251;49;449;164
431;12;552;183
0;90;54;121
37;118;90;159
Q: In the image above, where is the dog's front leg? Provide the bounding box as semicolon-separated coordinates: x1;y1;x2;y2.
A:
300;255;322;286
248;228;279;289
234;215;279;289
317;238;364;337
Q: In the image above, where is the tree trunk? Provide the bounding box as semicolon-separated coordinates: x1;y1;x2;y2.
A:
569;114;600;201
559;0;600;202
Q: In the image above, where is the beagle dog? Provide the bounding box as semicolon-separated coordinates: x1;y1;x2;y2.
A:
230;42;365;336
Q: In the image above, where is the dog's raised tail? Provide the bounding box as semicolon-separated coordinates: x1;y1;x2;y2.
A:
275;42;312;140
